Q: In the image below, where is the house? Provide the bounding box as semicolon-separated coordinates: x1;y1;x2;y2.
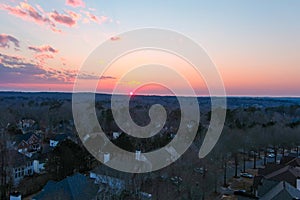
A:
8;150;44;185
32;173;99;200
49;133;69;147
14;132;42;157
17;119;36;134
253;156;300;198
256;156;300;188
255;179;300;199
89;165;134;194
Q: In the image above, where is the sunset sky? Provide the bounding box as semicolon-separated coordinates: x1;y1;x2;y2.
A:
0;0;299;96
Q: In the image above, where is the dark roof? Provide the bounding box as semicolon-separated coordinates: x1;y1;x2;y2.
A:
281;156;300;167
281;156;296;164
258;163;285;176
14;132;40;144
258;179;279;197
53;133;69;142
264;166;300;187
258;180;300;200
8;150;34;168
33;173;98;200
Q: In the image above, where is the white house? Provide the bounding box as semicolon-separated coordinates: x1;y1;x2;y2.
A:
89;165;133;194
10;150;45;185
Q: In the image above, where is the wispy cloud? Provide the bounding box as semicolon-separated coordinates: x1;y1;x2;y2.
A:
110;36;121;41
65;0;85;8
0;2;58;32
28;45;58;53
0;53;58;84
0;1;113;33
77;73;116;80
82;11;108;24
49;10;77;27
0;53;115;84
0;34;20;49
34;53;55;65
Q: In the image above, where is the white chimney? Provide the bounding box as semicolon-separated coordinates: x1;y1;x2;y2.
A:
10;192;21;200
136;150;141;161
33;160;39;173
297;178;300;191
113;132;121;140
104;153;110;164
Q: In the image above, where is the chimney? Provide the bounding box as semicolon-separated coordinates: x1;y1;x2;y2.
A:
104;153;110;164
10;191;21;200
135;150;141;161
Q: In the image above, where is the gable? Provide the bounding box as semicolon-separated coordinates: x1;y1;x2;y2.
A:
28;134;39;144
18;140;28;149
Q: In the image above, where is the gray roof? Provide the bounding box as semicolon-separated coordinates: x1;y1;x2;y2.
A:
33;173;98;200
258;179;300;200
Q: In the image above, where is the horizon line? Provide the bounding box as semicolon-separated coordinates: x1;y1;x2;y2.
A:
0;90;300;98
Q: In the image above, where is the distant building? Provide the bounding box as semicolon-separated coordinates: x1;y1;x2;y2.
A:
17;119;36;134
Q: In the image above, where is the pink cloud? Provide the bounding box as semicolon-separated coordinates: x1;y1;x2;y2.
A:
82;11;108;24
65;0;85;8
50;10;77;27
1;1;113;33
0;2;56;31
34;53;55;65
110;36;121;41
28;45;58;53
0;2;81;32
67;10;81;20
0;34;20;49
0;53;115;85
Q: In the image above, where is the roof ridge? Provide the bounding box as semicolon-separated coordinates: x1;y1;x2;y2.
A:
67;175;76;200
260;181;284;200
265;165;290;179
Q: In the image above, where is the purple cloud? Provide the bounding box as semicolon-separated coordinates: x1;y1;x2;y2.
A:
28;45;58;53
0;34;20;49
0;53;116;84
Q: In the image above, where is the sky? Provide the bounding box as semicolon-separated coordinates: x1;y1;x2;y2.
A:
0;0;299;96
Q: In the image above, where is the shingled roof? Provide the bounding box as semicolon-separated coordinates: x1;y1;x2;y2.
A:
258;179;300;200
33;173;99;200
